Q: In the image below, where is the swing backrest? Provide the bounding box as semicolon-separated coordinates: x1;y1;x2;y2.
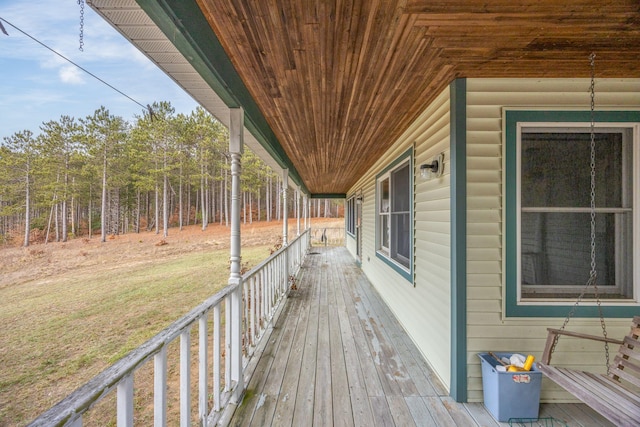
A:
608;316;640;388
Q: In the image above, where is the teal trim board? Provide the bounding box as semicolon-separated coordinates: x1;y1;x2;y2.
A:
450;78;467;403
504;110;640;318
310;193;347;199
136;0;308;195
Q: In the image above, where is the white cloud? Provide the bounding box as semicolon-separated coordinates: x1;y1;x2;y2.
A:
0;1;128;64
0;0;198;139
59;65;85;85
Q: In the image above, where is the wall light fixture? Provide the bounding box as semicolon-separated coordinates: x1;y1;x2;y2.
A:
420;152;445;179
420;153;444;179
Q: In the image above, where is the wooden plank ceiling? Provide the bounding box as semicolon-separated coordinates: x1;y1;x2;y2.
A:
194;0;640;195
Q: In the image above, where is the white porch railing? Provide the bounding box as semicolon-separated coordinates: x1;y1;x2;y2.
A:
310;226;345;246
28;229;310;427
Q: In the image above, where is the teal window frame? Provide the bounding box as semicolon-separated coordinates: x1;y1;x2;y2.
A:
505;110;640;318
375;147;413;282
346;196;356;237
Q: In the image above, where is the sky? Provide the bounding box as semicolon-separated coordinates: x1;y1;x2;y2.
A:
0;0;199;140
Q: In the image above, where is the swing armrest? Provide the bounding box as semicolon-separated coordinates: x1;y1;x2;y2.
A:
541;328;624;365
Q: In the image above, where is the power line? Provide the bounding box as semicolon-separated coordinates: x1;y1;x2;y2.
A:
0;15;148;111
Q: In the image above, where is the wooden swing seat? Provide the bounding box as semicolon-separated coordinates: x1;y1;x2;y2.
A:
537;316;640;426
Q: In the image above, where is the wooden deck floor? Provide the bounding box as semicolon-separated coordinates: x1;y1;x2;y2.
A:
228;246;614;427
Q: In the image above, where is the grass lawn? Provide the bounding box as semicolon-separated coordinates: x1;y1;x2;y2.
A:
0;241;273;426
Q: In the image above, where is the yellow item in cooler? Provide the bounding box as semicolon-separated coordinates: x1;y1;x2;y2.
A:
523;355;535;371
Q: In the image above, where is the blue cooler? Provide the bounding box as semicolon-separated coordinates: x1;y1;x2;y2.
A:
478;352;542;422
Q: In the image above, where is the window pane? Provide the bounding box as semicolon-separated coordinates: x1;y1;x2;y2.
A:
381;214;389;249
351;199;355;233
380;178;389;213
346;198;355;234
521;132;623;208
391;212;411;268
521;212;632;298
392;163;410;212
351;198;355;233
520;128;633;300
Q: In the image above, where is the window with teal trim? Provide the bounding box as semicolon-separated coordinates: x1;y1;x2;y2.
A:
505;110;640;317
346;196;356;236
376;149;413;280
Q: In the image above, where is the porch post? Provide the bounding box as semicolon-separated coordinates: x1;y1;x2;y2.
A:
303;194;308;230
282;169;289;246
228;107;244;402
296;188;301;236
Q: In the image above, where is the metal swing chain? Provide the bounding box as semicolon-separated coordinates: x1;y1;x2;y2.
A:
587;52;611;372
549;53;610;373
78;0;85;52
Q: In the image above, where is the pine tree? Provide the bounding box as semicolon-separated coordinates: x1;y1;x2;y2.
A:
2;130;39;246
0;103;293;244
39;116;81;242
81;107;127;243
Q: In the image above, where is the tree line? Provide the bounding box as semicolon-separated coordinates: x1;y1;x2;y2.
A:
0;102;342;247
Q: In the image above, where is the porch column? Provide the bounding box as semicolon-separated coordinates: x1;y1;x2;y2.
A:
228;107;244;402
296;188;301;236
282;169;289;246
303;194;308;230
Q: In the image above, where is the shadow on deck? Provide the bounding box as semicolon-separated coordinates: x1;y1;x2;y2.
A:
227;246;614;427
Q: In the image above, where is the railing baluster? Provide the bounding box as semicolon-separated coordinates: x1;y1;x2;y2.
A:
290;244;294;273
224;295;231;392
259;273;264;333
282;252;287;295
251;276;257;344
276;254;281;298
154;346;167;427
117;374;134;427
264;263;269;320
268;260;274;315
274;255;279;300
246;277;251;346
243;279;250;346
213;305;221;411
260;268;265;329
199;315;208;424
253;275;258;340
180;328;191;427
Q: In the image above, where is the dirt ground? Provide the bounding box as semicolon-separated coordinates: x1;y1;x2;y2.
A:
0;217;343;291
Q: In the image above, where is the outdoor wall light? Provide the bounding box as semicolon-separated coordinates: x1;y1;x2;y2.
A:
355;191;364;204
420;153;445;179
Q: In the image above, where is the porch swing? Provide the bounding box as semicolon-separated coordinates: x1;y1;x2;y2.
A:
535;54;640;427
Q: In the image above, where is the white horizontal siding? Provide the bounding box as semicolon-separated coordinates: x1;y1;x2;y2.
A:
349;86;453;391
466;77;640;403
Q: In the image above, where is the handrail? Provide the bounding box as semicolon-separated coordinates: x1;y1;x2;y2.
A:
28;288;234;427
28;228;310;427
309;226;345;246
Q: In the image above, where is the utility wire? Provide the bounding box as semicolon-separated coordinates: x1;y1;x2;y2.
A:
0;15;148;111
